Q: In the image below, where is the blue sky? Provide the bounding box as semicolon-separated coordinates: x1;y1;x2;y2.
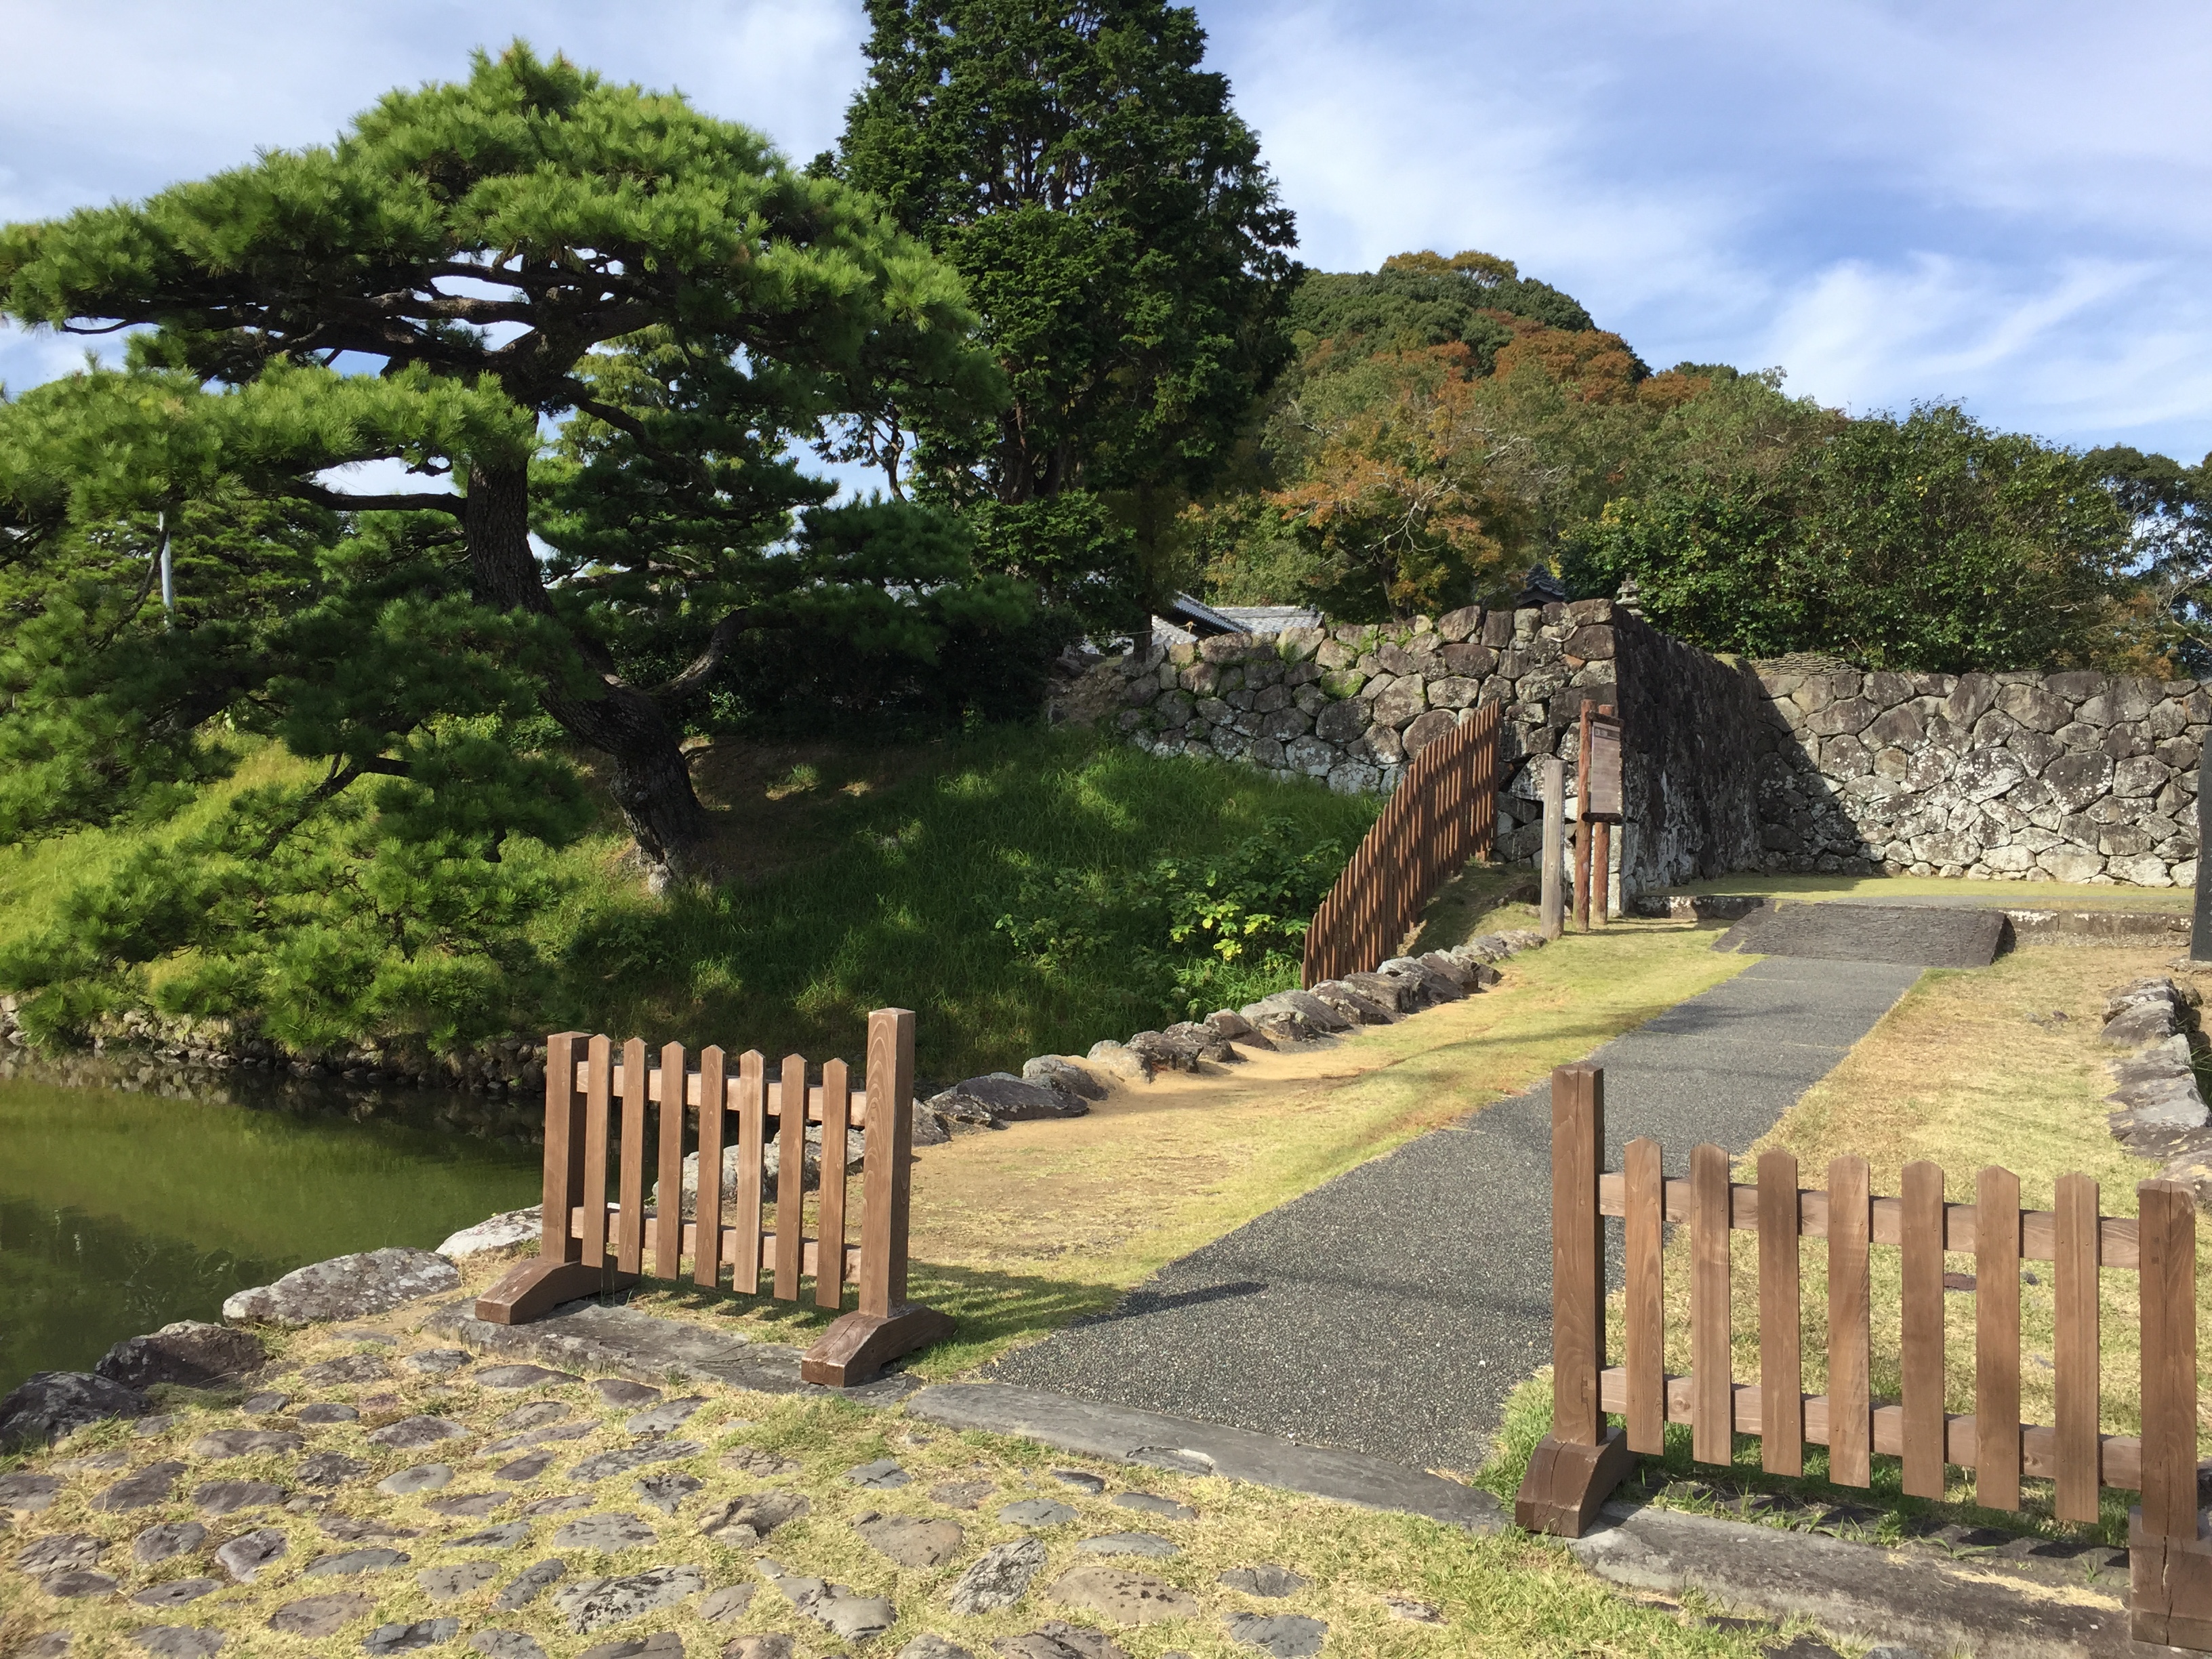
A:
4;0;2209;461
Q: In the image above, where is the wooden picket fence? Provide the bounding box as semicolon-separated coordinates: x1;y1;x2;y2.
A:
475;1008;950;1387
1517;1063;2212;1650
1301;701;1502;987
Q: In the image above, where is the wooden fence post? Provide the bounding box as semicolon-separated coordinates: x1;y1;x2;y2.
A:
2131;1179;2212;1647
476;1031;639;1324
802;1008;954;1386
1515;1063;1635;1536
1540;757;1565;941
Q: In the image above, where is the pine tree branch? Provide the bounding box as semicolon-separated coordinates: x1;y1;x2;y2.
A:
284;480;466;517
648;607;754;701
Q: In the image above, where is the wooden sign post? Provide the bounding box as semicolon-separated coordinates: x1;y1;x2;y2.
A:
1540;757;1565;941
1574;703;1622;930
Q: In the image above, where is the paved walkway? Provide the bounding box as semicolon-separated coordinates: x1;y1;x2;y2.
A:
987;954;1924;1475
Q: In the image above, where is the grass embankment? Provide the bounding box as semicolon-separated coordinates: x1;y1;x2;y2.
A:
1488;943;2212;1549
527;911;1758;1378
0;1315;1784;1659
0;727;1380;1082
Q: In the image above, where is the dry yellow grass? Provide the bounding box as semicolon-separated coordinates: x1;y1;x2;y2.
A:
1624;943;2212;1535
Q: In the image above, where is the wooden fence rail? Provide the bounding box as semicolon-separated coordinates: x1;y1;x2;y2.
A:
1517;1063;2212;1650
475;1007;950;1387
1302;701;1502;987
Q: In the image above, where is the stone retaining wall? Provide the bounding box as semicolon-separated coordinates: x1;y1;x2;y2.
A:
1097;601;1769;893
1752;661;2206;886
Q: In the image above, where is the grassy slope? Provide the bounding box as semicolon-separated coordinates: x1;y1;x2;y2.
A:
1488;942;2212;1548
0;727;1380;1082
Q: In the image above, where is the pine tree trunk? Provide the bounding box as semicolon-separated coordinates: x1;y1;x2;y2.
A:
462;461;714;889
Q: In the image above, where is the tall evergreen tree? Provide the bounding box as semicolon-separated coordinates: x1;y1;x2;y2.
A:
832;0;1298;623
0;43;990;887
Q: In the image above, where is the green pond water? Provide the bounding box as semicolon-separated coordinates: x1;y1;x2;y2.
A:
0;1070;540;1393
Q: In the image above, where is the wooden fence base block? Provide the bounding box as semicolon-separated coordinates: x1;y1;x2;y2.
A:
800;1303;954;1387
474;1256;639;1326
2131;1508;2212;1650
1514;1427;1637;1538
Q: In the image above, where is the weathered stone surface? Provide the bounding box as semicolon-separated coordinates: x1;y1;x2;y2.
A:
194;1478;282;1516
998;1497;1078;1528
699;1584;756;1622
636;1471;702;1514
760;1560;896;1641
579;1635;685;1659
420;1560;503;1600
1218;1564;1307;1597
304;1547;411;1576
97;1322;264;1391
1382;1594;1444;1623
296;1451;369;1488
720;1447;800;1479
302;1347;392;1385
897;1639;975;1659
493;1557;569;1610
697;1490;808;1545
554;1564;705;1634
930;1073;1089;1126
855;1511;964;1568
427;1492;508;1521
18;1533;105;1574
1111;1492;1195;1521
947;1538;1048;1615
438;1208;543;1258
553;1513;659;1552
266;1591;374;1636
298;1402;361;1425
719;1639;795;1659
573;1441;701;1484
0;1471;62;1513
368;1416;470;1451
132;1577;220;1609
364;1619;462;1654
476;1364;581;1391
843;1457;910;1488
214;1527;289;1583
38;1569;118;1598
1084;1041;1153;1084
470;1634;550;1659
1023;1055;1108;1099
91;1458;185;1511
192;1426;302;1459
1075;1532;1178;1559
627;1397;705;1436
1049;1565;1198;1624
320;1515;421;1542
0;1370;148;1448
378;1463;454;1496
241;1391;287;1414
131;1626;228;1658
1223;1612;1328;1657
134;1521;207;1566
929;1479;995;1509
222;1247;459;1326
403;1347;472;1377
992;1621;1130;1659
450;1521;533;1550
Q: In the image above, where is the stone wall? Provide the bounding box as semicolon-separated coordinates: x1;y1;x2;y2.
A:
1097;599;1769;895
1751;661;2206;886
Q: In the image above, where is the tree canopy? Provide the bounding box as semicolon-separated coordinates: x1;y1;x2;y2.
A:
0;42;996;890
832;0;1298;624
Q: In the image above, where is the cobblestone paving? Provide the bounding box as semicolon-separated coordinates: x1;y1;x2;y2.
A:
0;1301;1845;1658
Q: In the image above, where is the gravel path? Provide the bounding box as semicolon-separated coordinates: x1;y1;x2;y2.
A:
987;954;1925;1475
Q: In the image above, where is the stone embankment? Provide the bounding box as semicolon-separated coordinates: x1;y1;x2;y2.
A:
913;931;1544;1139
2099;976;2212;1208
1755;661;2207;886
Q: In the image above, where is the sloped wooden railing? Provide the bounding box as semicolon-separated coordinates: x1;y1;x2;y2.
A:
1517;1063;2212;1650
1302;701;1502;986
474;1008;949;1387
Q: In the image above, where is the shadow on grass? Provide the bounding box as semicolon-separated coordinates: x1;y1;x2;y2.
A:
1482;1372;2130;1553
624;1258;1126;1380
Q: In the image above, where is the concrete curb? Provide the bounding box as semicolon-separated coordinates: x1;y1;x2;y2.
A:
905;1380;1502;1532
1568;1500;2139;1658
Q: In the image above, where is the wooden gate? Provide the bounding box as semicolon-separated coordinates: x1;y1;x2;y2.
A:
476;1007;949;1387
1517;1063;2212;1650
1302;701;1502;987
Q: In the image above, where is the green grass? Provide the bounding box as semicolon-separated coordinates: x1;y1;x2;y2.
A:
0;726;1381;1081
1665;870;2193;910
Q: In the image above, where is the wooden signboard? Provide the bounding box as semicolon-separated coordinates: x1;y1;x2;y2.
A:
1585;714;1623;821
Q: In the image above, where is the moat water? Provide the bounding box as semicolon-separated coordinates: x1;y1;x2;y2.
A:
0;1059;540;1393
